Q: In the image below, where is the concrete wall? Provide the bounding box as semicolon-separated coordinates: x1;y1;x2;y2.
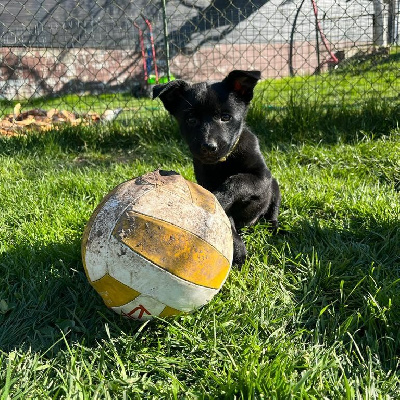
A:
0;40;353;100
0;47;142;99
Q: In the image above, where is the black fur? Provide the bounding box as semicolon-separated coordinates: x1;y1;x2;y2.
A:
153;70;281;266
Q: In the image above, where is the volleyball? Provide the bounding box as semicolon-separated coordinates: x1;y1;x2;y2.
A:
82;169;233;321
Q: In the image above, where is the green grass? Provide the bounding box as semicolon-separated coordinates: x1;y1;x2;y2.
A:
0;93;158;119
1;62;400;398
257;47;400;109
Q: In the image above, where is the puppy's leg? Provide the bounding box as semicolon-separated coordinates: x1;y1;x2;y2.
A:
262;178;281;231
229;217;247;267
213;173;268;266
213;173;259;209
213;173;271;226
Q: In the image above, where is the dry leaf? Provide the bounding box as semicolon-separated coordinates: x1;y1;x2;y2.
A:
47;109;58;119
61;110;76;122
15;115;36;126
1;105;105;136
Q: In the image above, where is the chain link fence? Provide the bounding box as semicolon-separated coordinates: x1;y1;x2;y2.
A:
0;0;399;117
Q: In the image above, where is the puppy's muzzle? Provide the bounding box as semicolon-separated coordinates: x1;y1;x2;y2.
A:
197;139;225;164
201;140;218;154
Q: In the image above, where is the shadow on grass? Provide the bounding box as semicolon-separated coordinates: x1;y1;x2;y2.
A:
255;215;400;372
249;97;400;147
0;240;152;354
0;113;184;157
1;97;399;159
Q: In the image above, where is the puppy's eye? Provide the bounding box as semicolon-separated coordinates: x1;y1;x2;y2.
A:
221;114;232;122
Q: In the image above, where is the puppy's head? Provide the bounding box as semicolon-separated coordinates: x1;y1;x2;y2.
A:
153;70;260;164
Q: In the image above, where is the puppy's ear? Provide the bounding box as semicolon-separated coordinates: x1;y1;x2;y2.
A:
223;70;261;103
153;80;188;114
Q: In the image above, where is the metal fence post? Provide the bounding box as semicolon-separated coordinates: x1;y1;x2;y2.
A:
161;0;171;81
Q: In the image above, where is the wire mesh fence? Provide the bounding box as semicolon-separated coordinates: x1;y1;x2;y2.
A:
0;0;399;118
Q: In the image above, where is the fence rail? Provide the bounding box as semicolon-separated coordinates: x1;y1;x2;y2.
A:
0;0;399;116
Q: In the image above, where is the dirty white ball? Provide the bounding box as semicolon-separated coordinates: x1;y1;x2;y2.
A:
82;169;233;321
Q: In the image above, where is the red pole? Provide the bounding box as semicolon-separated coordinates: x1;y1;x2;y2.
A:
311;0;338;65
142;15;159;83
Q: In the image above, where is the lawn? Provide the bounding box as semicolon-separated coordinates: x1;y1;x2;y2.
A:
0;64;399;398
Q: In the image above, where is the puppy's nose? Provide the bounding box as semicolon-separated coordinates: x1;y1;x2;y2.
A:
201;140;218;153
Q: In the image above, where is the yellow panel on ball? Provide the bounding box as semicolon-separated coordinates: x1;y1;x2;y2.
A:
113;211;231;289
158;306;182;318
82;169;234;321
185;180;216;214
90;274;141;307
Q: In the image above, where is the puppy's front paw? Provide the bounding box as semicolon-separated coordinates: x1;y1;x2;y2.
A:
233;237;247;267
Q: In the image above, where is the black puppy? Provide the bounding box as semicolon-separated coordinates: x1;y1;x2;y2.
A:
153;70;281;266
